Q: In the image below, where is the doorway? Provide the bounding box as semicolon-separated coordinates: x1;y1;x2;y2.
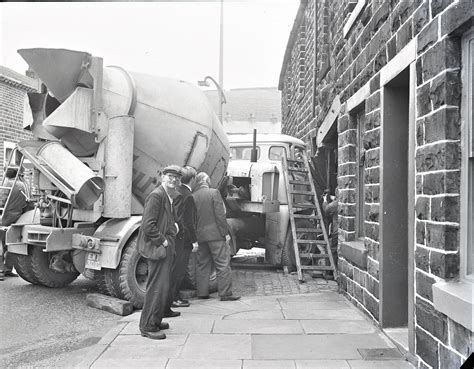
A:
380;66;411;334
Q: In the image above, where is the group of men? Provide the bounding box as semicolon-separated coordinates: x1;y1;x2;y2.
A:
138;165;240;340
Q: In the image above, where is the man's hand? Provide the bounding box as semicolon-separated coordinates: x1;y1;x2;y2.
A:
192;242;199;253
225;234;231;242
163;239;169;247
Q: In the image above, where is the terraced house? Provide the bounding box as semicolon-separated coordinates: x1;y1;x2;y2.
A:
279;0;473;368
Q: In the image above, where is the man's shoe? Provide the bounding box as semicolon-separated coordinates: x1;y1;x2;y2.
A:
220;295;241;301
197;295;210;299
4;271;18;277
172;299;190;308
159;322;169;330
140;330;166;340
164;310;181;318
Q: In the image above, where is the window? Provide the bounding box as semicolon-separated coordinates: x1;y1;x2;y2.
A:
230;146;260;161
462;30;474;279
269;146;286;161
354;109;366;239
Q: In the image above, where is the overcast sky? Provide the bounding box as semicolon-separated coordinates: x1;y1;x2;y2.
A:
0;1;298;90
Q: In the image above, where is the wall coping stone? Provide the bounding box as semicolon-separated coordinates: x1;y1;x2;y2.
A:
340;240;368;270
433;280;473;331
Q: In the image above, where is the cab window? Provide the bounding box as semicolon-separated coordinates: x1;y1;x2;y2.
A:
269;146;287;161
230;146;260;160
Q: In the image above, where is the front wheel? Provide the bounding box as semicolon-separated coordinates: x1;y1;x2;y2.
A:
116;234;148;308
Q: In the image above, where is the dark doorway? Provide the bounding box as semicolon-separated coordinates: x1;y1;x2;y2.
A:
380;67;410;328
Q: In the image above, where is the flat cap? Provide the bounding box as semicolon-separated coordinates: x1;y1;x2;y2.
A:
162;165;183;177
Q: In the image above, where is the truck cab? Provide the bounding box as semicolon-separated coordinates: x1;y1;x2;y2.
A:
225;133;307;266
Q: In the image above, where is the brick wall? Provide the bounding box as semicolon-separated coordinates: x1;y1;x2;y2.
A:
0;68;36;180
280;1;473;367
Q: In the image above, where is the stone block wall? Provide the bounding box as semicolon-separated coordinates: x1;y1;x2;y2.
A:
280;1;473;367
0;67;36;180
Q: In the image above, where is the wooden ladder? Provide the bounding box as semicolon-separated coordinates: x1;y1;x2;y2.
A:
282;151;337;282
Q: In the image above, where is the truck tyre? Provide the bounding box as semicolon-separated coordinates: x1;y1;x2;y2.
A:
281;219;317;272
11;252;39;285
181;252;217;293
30;247;79;287
103;268;124;299
117;234;148;309
84;269;109;295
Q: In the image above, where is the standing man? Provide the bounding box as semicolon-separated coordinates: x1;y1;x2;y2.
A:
192;172;240;301
170;166;198;308
0;168;27;281
138;165;182;340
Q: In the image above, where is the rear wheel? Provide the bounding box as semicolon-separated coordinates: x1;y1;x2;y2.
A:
30;247;79;287
11;252;39;285
117;235;148;308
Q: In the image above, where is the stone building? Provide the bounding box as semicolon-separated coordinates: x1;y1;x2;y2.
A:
279;1;473;368
205;88;282;134
0;66;37;179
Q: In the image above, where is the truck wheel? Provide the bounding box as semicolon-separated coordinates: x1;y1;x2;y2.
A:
84;269;109;295
117;234;147;308
281;219;317;272
181;252;217;293
30;248;79;287
103;268;124;299
11;252;39;285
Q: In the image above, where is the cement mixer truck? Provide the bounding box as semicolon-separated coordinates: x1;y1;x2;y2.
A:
5;48;229;308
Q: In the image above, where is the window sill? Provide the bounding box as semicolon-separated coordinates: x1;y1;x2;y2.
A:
433;280;473;331
339;239;367;270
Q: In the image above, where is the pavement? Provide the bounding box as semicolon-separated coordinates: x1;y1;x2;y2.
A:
74;263;414;369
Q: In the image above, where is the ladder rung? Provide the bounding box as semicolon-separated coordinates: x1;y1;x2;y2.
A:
289;180;310;185
300;253;329;258
290;190;314;195
296;227;322;233
293;204;317;210
296;239;327;244
293;214;320;219
301;265;334;270
288;168;308;173
0;186;12;190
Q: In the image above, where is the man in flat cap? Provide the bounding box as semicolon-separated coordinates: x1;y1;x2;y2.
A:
138;165;182;340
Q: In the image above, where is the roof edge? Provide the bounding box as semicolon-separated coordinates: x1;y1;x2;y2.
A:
278;0;307;91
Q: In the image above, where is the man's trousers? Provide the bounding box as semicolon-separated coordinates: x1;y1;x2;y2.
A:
196;239;232;297
139;243;174;333
170;237;192;302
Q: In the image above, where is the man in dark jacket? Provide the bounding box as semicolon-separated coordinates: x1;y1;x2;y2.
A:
192;172;240;301
138;165;182;340
0;168;27;280
170;166;198;308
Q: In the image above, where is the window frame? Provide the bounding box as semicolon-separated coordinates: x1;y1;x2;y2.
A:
461;29;474;281
354;108;366;239
268;145;287;161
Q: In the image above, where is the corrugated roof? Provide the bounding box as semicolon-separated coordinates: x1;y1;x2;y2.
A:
0;65;38;91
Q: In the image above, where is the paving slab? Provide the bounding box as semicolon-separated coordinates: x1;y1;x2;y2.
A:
295;359;351;368
213;319;303;334
223;309;285;320
243;359;296;368
167;359;242;369
91;345;179;368
179;333;252;359
347;359;414;368
252;333;393;360
121;319;215;335
278;300;350;310
277;292;345;303
300;319;376;334
283;308;366;320
111;333;187;346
